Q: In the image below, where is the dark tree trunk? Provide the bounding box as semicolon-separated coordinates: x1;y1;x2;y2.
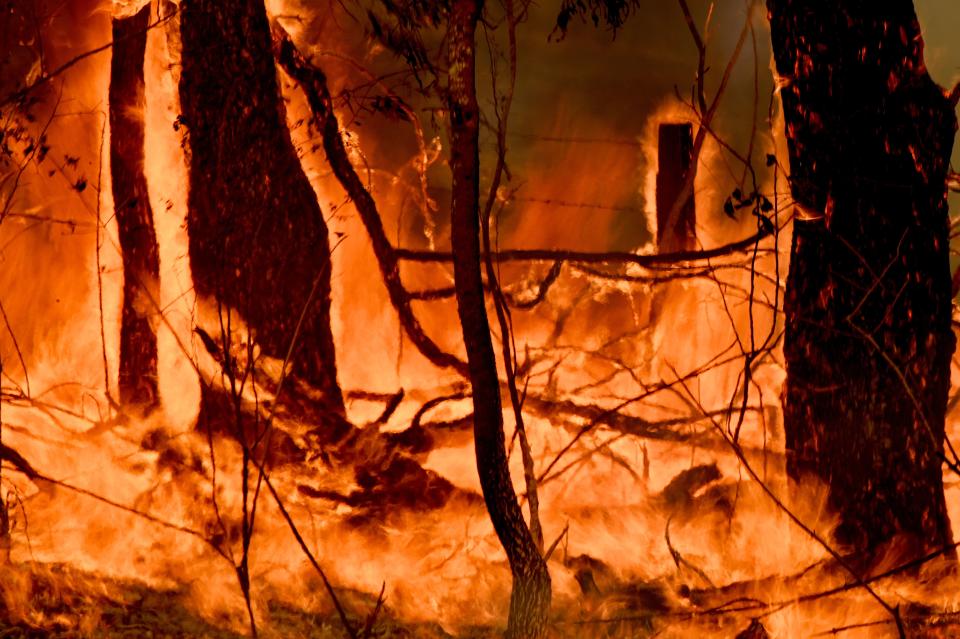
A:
770;0;956;557
110;5;161;413
650;122;698;328
178;0;344;419
656;123;696;253
447;2;551;637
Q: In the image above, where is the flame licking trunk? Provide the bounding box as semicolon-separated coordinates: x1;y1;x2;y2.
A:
177;0;345;429
110;3;161;414
771;0;957;560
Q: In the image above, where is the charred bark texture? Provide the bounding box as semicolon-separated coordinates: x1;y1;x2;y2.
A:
178;0;344;418
110;5;160;412
447;2;551;636
770;0;956;556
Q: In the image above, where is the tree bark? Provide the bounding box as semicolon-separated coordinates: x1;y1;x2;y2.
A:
178;0;344;419
770;0;956;557
110;4;161;413
447;2;551;636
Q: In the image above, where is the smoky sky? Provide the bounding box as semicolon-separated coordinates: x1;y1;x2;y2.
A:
492;0;960;249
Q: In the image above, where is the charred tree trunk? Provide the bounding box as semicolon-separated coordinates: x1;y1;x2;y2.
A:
656;123;696;253
110;5;160;413
178;0;344;421
650;122;697;328
770;0;956;557
447;2;551;637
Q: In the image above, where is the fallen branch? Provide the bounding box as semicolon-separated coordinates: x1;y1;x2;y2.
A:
395;230;772;268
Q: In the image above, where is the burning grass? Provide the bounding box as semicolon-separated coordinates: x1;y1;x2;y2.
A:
0;561;469;638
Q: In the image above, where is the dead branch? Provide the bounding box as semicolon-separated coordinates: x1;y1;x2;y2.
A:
407;259;563;309
660;5;750;245
395;230;772;268
371;389;404;425
665;516;716;588
271;22;467;375
260;470;360;639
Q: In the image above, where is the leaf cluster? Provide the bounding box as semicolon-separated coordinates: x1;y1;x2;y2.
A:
554;0;641;37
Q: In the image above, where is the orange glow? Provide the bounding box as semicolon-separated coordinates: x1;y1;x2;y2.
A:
1;1;959;637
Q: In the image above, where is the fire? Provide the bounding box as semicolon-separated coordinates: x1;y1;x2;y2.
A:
1;0;959;637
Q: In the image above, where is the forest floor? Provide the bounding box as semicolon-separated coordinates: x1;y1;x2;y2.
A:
3;555;960;637
0;561;484;639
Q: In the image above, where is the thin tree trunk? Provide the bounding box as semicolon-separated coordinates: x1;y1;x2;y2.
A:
447;2;551;636
770;0;956;558
178;0;344;421
110;4;160;413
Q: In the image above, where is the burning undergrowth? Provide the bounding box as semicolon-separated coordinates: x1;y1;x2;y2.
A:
2;0;960;637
